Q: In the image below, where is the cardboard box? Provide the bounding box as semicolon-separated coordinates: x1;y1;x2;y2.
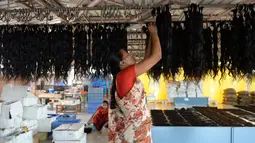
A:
38;116;57;132
21;93;38;107
23;105;47;120
33;132;48;143
0;116;22;129
53;123;84;141
1;101;23;119
1;84;27;101
54;134;86;143
0;131;33;143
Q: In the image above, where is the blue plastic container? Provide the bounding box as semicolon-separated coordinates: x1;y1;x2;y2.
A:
57;114;76;121
52;119;81;130
49;89;54;93
87;103;101;113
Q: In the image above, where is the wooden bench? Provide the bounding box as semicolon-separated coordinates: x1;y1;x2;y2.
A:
56;104;80;114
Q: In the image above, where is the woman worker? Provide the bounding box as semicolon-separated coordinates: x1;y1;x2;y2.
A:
108;23;161;143
85;100;109;133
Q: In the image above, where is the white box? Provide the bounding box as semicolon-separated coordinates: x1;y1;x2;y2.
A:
0;128;18;137
0;131;33;143
21;93;38;107
0;116;22;129
55;134;87;143
53;124;84;141
38;117;56;132
1;84;27;101
23;105;47;120
1;101;23;119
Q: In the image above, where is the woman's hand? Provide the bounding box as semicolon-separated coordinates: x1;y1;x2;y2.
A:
134;22;161;77
148;23;157;35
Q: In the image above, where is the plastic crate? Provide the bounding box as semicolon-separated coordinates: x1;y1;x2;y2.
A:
88;93;104;103
51;119;81;130
57;114;76;121
87;103;101;113
88;87;104;93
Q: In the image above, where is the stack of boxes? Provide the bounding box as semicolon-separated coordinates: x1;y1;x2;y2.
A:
167;83;178;102
0;85;33;142
87;87;104;113
222;88;237;105
250;91;255;105
0;100;23;137
237;91;251;105
0;84;57;142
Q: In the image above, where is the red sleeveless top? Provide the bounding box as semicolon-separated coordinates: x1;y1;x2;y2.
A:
116;65;136;99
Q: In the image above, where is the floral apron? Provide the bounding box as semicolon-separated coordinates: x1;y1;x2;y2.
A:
109;79;152;143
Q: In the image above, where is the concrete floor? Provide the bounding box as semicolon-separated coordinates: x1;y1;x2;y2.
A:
43;102;235;143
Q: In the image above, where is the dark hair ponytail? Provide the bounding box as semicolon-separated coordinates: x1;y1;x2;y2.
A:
108;51;122;109
110;75;117;109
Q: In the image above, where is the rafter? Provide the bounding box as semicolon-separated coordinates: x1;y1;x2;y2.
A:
73;0;104;23
87;0;103;7
47;0;63;7
34;0;51;7
104;0;124;6
75;0;86;7
34;0;67;22
130;0;170;22
16;2;33;9
15;0;34;9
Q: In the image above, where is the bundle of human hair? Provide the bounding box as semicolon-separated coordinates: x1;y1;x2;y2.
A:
212;23;219;78
49;25;73;82
91;25;104;77
171;22;183;78
225;4;255;80
35;25;51;80
89;24;128;78
1;25;40;81
239;4;255;80
148;5;173;80
203;24;213;76
74;24;90;79
161;5;173;79
203;23;219;78
182;4;205;80
220;22;232;78
0;23;129;82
